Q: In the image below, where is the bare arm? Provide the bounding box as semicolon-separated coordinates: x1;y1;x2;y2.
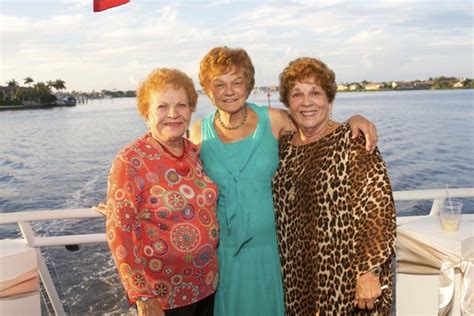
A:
349;135;396;310
137;299;165;316
346;115;378;152
268;107;295;140
267;108;377;151
188;119;202;149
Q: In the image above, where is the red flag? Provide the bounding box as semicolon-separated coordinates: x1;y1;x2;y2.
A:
93;0;129;12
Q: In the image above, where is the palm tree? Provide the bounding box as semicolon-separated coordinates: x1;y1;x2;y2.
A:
53;79;66;92
24;77;34;87
6;79;19;88
33;82;55;104
6;79;19;101
34;82;51;93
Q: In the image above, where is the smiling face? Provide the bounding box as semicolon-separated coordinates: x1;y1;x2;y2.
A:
288;80;332;136
145;85;192;143
207;67;248;114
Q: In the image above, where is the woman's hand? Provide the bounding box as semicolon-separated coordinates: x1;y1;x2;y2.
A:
354;271;382;310
136;298;165;316
347;115;378;152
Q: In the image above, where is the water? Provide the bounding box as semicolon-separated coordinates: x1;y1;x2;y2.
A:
0;89;473;314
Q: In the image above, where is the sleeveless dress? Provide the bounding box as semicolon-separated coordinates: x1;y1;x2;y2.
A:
200;103;285;316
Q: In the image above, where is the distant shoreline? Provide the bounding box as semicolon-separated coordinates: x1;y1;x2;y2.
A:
255;87;473;95
335;87;473;93
0;102;76;111
1;87;472;112
0;103;57;111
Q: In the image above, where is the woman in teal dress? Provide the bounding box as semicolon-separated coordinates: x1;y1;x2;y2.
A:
189;46;378;316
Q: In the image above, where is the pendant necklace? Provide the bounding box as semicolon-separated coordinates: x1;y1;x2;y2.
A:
156;139;191;176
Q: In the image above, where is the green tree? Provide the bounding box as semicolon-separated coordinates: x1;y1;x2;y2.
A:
125;90;136;97
33;82;55;104
6;79;19;87
34;82;52;93
5;79;20;101
53;79;66;92
24;77;34;87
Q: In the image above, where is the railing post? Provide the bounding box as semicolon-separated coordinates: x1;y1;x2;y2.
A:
429;197;445;216
36;249;66;316
18;221;36;246
18;221;66;315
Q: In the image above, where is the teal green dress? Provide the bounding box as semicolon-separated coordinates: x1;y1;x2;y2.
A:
200;103;285;316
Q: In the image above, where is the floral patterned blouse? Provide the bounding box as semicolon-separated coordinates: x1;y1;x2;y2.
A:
105;133;219;309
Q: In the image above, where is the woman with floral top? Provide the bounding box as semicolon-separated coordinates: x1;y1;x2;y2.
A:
105;68;219;316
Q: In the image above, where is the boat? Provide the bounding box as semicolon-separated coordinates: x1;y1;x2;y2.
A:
56;96;77;106
0;187;473;315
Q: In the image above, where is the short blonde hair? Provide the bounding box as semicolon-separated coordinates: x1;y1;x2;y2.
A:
199;46;255;97
279;57;337;107
136;68;198;117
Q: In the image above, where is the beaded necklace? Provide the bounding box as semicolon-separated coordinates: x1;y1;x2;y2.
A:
216;105;248;130
156;139;190;176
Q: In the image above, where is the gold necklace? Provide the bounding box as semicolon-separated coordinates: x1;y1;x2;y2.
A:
295;120;334;145
216;105;248;130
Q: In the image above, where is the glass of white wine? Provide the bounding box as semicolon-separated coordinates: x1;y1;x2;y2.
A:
439;201;463;231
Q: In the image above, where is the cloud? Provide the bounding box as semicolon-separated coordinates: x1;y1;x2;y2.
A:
1;0;472;91
128;74;139;88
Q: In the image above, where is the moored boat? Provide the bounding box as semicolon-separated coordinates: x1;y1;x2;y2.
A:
56;96;77;106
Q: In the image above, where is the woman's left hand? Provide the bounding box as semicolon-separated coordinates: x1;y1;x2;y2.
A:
354;271;382;310
347;115;378;152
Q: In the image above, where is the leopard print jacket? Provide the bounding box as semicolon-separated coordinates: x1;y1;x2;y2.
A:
272;124;396;316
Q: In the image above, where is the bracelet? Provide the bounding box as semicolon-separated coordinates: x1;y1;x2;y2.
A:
136;298;154;311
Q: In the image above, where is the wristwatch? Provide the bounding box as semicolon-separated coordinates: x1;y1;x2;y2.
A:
371;265;382;276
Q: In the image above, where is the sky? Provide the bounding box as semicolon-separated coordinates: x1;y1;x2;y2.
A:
0;0;472;92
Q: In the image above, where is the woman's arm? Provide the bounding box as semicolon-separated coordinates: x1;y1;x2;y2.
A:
268;107;295;139
346;115;378;152
136;298;165;316
105;155;155;305
268;107;377;151
188;119;202;148
348;135;396;309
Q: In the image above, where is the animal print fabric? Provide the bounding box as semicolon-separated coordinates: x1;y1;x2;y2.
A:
272;124;396;315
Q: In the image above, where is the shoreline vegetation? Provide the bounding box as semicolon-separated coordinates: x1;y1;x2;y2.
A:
1;76;472;111
0;77;76;111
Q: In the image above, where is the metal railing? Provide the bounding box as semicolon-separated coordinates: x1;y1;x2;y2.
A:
1;188;473;314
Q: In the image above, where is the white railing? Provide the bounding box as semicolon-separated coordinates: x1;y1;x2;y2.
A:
0;188;473;315
0;208;105;316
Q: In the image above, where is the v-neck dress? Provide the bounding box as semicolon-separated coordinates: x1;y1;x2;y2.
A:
200;103;285;316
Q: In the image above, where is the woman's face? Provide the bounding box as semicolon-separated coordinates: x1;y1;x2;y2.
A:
145;85;192;143
207;67;248;114
288;80;332;135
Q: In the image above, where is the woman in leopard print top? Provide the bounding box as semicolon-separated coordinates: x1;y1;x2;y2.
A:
272;57;396;315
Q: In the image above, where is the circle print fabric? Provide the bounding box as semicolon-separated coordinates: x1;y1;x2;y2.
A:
171;223;201;252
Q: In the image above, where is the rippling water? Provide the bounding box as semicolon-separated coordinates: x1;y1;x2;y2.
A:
0;89;473;314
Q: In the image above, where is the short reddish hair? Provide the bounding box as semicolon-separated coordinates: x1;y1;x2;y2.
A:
199;46;255;97
136;68;198;117
279;57;337;107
